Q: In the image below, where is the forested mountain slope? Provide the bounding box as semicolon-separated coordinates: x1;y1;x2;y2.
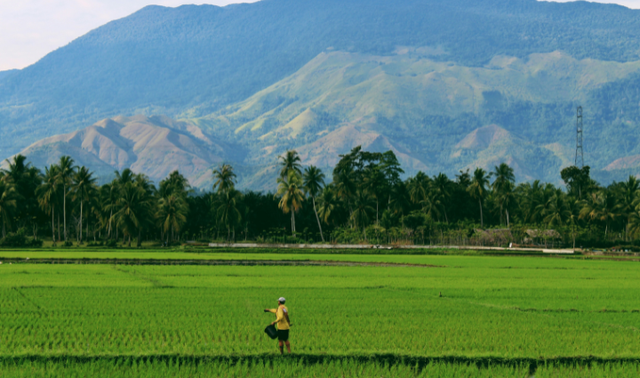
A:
0;70;18;81
194;51;640;187
2;0;640;188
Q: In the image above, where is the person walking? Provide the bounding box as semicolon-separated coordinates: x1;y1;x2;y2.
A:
264;297;291;354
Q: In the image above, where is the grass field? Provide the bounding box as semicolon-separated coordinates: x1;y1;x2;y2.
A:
0;249;638;376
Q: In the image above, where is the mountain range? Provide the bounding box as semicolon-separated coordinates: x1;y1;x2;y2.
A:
2;0;640;190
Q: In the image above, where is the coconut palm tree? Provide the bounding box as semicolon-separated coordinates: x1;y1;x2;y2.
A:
492;163;515;226
55;156;75;241
100;182;119;240
579;190;618;237
278;150;302;179
421;190;443;222
212;164;237;194
115;169;135;186
2;156;43;239
71;166;97;243
497;181;516;227
134;173;155;191
389;182;412;218
157;194;188;244
351;190;375;238
115;181;154;247
433;173;452;223
215;189;242;241
303;166;326;242
334;169;356;214
276;170;305;237
616;176;640;241
467;168;490;227
134;175;156;247
541;189;572;227
37;166;60;243
515;180;540;224
318;185;338;226
408;172;431;205
2;155;26;219
362;167;386;225
492;163;516;192
160;171;190;199
0;180;17;238
627;206;640;240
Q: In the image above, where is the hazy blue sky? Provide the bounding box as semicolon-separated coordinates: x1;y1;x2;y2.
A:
0;0;638;71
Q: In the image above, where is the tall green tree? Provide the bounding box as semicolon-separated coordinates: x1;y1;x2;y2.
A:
408;172;431;205
55;156;75;241
212;164;237;194
215;189;242;241
0;180;17;238
115;169;135;186
276;170;305;237
421;189;443;222
318;185;339;226
3;155;42;233
100;182;119;239
467;168;490;227
517;180;544;224
561;165;592;199
115;181;154;247
334;168;356;214
389;182;412;219
71;166;97;243
157;194;188;244
303;166;326;242
37;166;60;243
278;150;302;179
433;173;452;223
540;189;572;227
362;166;386;225
351;190;375;238
580;190;618;237
492;163;516;226
379;151;404;187
614;176;640;241
160;171;191;199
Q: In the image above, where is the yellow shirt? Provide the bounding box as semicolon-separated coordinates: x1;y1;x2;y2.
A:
268;305;290;330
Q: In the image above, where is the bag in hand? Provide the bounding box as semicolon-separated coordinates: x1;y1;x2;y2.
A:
264;324;278;339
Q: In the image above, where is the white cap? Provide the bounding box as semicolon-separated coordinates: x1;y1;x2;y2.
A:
278;297;286;303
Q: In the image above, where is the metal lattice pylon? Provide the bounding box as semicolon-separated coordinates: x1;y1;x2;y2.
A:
575;106;584;168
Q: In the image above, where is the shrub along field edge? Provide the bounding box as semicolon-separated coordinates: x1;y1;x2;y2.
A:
0;257;448;268
0;245;554;256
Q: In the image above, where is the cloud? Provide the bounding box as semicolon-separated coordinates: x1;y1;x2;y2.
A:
0;1;259;71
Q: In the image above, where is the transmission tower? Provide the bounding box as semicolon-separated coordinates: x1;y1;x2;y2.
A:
575;106;584;168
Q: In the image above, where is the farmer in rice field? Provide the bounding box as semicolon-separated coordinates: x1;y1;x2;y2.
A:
264;297;291;354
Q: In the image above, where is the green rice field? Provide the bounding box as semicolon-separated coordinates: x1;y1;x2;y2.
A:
0;249;638;376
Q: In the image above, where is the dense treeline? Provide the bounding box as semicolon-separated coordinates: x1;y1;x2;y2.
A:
1;147;639;249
